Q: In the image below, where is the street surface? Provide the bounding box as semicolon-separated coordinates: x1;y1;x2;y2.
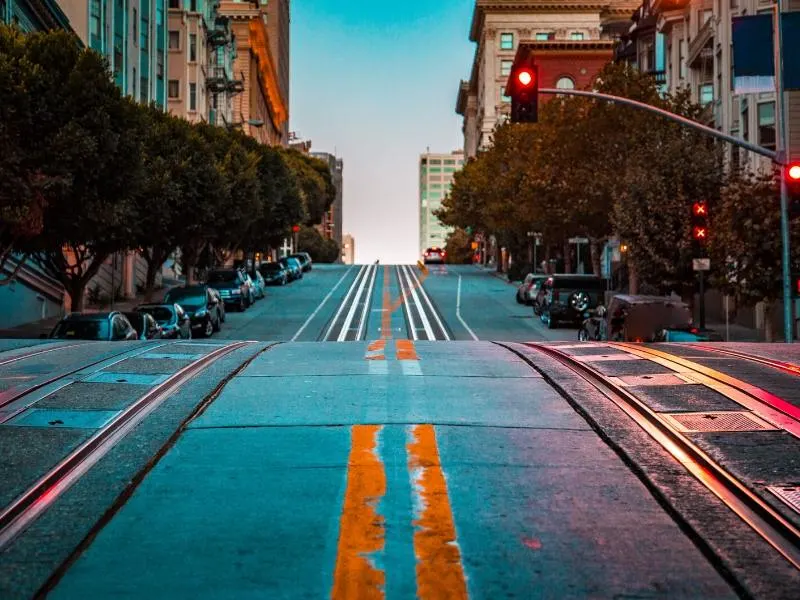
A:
0;265;799;598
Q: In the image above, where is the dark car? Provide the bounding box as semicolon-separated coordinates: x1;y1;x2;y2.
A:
279;257;303;281
423;247;446;264
248;271;267;299
289;252;313;272
122;312;163;340
206;269;251;311
49;312;138;341
135;303;192;340
539;274;608;329
163;285;224;337
259;261;289;286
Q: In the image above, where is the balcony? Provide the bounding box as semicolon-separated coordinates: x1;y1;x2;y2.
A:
688;18;715;67
208;18;231;47
206;66;244;94
648;70;667;85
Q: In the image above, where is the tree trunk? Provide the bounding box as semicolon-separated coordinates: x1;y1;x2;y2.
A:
563;240;573;274
589;239;603;277
628;261;639;295
67;279;88;312
182;242;202;285
142;246;172;302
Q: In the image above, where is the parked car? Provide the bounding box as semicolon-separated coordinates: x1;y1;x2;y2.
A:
259;261;289;286
579;295;721;342
249;271;267;299
516;274;546;305
539;274;609;329
206;269;251;311
49;312;138;341
423;247;446;264
289;252;313;272
530;278;548;316
279;256;304;281
122;312;163;340
163;285;224;337
135;303;192;339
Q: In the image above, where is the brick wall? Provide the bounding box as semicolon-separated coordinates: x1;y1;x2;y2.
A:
534;50;613;105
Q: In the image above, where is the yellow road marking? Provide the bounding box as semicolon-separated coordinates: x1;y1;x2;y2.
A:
366;339;386;361
396;339;419;361
407;424;468;599
332;425;387;599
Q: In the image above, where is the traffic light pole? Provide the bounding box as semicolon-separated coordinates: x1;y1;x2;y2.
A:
539;87;793;341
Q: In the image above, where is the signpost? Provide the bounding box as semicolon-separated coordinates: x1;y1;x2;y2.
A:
693;258;711;330
570;237;589;274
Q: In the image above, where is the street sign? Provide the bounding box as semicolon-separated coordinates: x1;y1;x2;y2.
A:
693;258;711;271
569;237;589;244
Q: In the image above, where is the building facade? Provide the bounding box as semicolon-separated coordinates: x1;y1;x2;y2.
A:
1;0;72;31
457;0;637;157
166;0;238;125
217;0;287;145
341;234;355;265
265;0;289;143
60;0;168;108
310;152;344;253
419;151;465;254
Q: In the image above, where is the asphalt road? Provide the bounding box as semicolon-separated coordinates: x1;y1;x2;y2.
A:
1;264;799;599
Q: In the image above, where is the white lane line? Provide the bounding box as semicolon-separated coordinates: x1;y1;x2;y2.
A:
356;262;379;341
408;265;451;341
397;266;419;341
323;265;366;342
338;264;374;342
456;274;479;341
294;266;357;342
402;265;435;341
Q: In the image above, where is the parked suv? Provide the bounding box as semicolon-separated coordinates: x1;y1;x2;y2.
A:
539;275;608;329
206;269;251;311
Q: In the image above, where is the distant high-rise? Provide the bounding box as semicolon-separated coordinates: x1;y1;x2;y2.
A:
311;152;344;254
341;234;355;265
419;150;464;255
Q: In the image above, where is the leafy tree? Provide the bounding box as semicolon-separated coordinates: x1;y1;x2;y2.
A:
15;30;146;310
297;226;339;263
444;228;474;264
282;149;336;225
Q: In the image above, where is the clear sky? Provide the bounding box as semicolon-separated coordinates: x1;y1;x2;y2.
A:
290;1;475;264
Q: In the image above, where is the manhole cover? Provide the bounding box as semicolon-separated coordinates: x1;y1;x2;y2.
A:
663;411;777;433
767;486;800;515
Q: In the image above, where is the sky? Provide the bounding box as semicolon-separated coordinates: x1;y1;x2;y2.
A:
290;1;475;264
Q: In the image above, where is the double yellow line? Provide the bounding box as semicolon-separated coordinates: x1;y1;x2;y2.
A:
332;424;468;599
333;265;468;598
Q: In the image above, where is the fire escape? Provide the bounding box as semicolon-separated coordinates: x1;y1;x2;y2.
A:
206;12;244;128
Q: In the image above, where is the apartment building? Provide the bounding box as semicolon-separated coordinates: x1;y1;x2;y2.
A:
420;151;465;254
456;0;637;157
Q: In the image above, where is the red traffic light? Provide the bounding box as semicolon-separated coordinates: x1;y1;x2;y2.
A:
516;69;535;87
692;226;708;241
692;202;708;217
788;164;800;181
292;225;300;233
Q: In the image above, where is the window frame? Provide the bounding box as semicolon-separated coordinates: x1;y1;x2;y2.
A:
168;79;180;99
757;100;776;150
500;32;514;50
168;30;180;50
500;59;512;77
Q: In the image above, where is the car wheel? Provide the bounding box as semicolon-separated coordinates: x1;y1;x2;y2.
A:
569;291;591;314
203;319;214;338
212;311;221;332
239;298;246;312
533;302;541;316
516;291;523;304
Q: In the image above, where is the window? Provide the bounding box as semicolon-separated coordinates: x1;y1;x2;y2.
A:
132;66;137;97
501;86;511;102
157;52;164;78
190;0;196;10
742;106;749;141
758;101;776;149
168;79;179;98
133;8;137;44
169;0;179;7
189;82;197;110
556;77;575;89
570;32;584;40
169;30;179;49
700;8;713;25
500;33;514;50
89;0;101;48
189;33;197;61
679;39;687;78
699;83;713;105
140;76;147;103
535;32;554;41
501;60;512;76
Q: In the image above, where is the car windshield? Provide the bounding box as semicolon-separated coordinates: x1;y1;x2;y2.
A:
52;320;109;340
138;306;174;323
165;289;205;306
207;271;238;284
261;263;282;273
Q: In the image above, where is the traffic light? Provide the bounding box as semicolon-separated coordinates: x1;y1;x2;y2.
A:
786;162;800;220
506;50;539;124
691;201;709;250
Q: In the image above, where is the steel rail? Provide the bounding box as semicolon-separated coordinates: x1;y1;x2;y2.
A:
502;342;800;570
338;264;374;342
688;344;800;378
0;341;171;416
355;263;378;341
406;265;452;341
401;265;435;340
324;265;367;342
396;266;419;341
0;343;88;368
0;340;254;550
609;343;800;437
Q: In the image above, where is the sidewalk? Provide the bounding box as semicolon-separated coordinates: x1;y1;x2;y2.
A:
0;285;177;340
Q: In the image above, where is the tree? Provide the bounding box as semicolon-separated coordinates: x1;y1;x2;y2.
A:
15;30;146;310
297;226;339;263
444;228;474;264
710;170;800;341
282;149;336;225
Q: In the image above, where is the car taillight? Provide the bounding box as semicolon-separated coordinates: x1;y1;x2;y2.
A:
690;328;699;334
